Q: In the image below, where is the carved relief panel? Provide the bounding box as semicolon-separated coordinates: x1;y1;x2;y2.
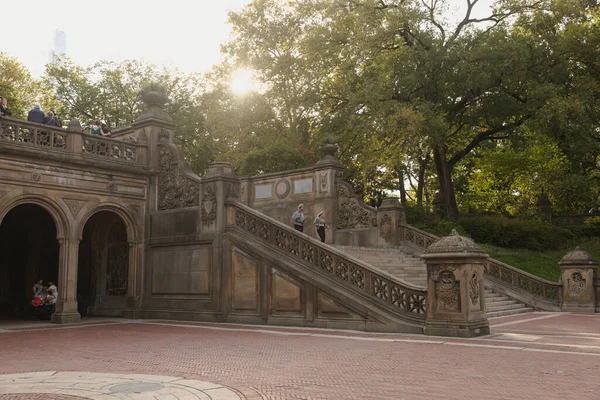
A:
336;183;377;229
431;266;460;312
157;146;199;210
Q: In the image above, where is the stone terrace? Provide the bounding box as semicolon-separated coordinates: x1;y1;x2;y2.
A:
0;313;598;399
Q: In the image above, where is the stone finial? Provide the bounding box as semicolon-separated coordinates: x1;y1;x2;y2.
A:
559;247;599;266
67;119;83;132
134;90;173;123
424;229;487;255
316;143;341;165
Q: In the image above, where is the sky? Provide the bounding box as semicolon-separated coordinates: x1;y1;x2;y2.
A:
2;0;494;79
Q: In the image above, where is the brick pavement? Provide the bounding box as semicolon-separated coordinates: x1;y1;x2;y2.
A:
0;313;598;399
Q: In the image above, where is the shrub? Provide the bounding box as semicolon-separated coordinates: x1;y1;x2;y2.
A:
458;215;574;251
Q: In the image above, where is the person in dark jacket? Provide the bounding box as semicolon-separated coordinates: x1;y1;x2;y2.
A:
0;96;12;116
43;111;61;127
27;104;45;123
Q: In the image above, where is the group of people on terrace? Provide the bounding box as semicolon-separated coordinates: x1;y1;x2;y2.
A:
0;96;118;138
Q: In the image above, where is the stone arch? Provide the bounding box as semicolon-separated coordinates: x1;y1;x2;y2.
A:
77;203;138;244
0;193;69;240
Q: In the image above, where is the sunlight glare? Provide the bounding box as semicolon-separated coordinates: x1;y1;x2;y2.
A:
230;69;255;95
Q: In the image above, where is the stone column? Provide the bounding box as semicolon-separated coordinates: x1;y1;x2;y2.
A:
558;247;597;314
422;229;489;337
377;198;405;247
52;236;81;324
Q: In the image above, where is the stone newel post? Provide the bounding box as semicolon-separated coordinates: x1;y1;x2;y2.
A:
558;247;598;313
377;198;405;247
422;230;489;337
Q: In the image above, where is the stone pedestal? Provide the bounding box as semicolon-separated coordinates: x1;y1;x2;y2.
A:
559;247;598;314
377;198;405;247
422;230;489;337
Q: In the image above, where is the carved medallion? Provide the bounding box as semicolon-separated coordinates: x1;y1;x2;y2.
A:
336;183;378;229
435;268;460;312
107;182;118;192
568;272;586;294
380;214;392;243
157;146;200;210
469;273;480;306
201;185;217;226
31;171;42;183
62;198;87;217
275;179;290;198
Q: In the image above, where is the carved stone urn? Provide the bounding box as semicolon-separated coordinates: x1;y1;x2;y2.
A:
317;143;340;165
141;90;168;109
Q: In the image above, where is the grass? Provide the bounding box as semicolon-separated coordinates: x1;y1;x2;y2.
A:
480;237;600;282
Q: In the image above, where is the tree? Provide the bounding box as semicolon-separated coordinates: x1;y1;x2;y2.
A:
0;52;40;119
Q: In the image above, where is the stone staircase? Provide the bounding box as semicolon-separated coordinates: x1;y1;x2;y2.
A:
335;245;533;318
485;287;534;317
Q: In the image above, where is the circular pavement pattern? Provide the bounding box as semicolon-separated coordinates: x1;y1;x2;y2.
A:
0;371;244;399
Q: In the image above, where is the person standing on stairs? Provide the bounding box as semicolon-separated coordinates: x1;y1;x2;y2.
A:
313;211;328;243
292;204;305;232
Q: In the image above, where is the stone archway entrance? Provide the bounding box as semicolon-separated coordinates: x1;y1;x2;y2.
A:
78;211;129;317
0;204;59;319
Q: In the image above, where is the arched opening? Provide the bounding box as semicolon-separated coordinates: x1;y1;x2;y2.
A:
0;204;59;319
78;211;129;316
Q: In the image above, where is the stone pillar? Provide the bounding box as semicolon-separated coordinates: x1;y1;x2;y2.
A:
314;144;344;245
422;229;489;337
377;198;405;247
558;247;597;314
52;236;81;324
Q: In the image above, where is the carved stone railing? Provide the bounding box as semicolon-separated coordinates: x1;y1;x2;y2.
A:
336;181;378;229
0;116;69;151
0;116;147;168
228;202;426;322
402;223;562;310
83;136;137;162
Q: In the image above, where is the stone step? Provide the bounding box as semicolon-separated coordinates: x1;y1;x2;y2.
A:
487;307;535;318
485;300;517;307
486;296;511;303
487;303;527;313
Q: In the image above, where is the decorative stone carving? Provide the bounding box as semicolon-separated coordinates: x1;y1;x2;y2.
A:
137;131;148;145
434;266;460;312
127;204;143;222
568;272;586;294
157;146;199;210
62;198;87;217
380;214;392;243
107;182;118;192
469;273;480;306
334;170;344;180
336;183;377;229
227;184;238;199
201;185;217;226
319;173;328;193
275;179;290;198
31;171;42;183
241;183;247;201
425;229;487;255
158;129;170;143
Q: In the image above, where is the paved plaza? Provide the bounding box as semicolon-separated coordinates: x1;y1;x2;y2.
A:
0;313;599;399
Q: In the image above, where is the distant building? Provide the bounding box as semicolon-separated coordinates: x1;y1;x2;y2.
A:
49;30;67;64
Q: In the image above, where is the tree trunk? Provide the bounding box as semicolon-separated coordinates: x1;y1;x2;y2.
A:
432;144;459;221
416;154;430;209
397;167;407;205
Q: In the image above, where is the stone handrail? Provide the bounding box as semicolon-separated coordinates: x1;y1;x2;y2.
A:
402;224;561;309
228;202;427;321
0;116;69;151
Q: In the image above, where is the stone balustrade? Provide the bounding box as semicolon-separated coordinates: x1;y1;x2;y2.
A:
0;116;147;168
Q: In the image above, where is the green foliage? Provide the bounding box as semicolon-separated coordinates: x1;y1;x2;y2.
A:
459;215;574;251
0;52;40;119
238;139;314;175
